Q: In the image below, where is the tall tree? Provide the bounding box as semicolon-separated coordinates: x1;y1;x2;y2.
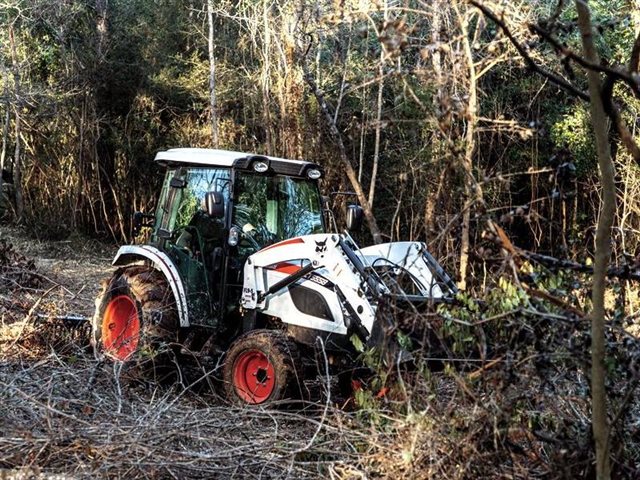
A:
8;24;22;221
0;64;8;203
367;0;387;208
575;3;614;478
468;1;640;476
302;61;383;244
207;0;219;146
456;4;478;291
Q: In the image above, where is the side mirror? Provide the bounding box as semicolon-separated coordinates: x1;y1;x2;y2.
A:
205;191;225;218
346;204;364;231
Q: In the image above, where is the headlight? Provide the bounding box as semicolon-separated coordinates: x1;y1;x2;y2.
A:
253;161;269;173
228;226;240;246
307;168;321;179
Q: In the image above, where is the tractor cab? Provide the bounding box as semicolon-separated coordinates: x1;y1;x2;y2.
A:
145;149;325;330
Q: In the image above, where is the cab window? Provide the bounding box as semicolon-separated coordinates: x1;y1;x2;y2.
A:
233;173;323;255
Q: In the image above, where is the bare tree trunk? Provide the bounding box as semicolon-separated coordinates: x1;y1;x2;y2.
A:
73;94;87;231
273;4;304;159
0;66;9;201
424;164;445;237
456;5;478;291
0;107;7;192
368;0;387;207
96;0;108;59
358;29;370;184
424;0;444;236
207;0;219;146
431;1;443;105
261;0;272;154
9;25;23;221
358;87;367;183
302;64;383;244
576;2;614;479
632;0;640;36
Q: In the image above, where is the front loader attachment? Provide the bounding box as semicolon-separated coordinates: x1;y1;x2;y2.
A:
356;241;458;365
367;294;452;366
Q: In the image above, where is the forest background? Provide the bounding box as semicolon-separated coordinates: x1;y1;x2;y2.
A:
3;0;640;266
2;0;640;478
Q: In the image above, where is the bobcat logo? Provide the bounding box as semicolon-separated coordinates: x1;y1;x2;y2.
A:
315;239;327;253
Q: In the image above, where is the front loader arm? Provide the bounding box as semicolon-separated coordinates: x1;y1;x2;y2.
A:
256;261;318;303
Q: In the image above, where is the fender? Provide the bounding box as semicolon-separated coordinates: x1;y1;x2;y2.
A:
112;245;190;327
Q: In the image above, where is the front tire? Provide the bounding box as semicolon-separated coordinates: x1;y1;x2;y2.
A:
223;330;301;405
92;266;178;365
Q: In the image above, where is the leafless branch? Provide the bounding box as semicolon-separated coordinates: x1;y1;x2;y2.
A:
467;0;589;101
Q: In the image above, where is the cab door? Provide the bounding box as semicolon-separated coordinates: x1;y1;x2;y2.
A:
162;167;231;326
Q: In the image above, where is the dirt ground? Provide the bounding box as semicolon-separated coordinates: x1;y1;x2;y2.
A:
0;225;114;319
0;226;366;479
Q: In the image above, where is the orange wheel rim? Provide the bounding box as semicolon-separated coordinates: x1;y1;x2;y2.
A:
233;350;276;404
102;295;140;361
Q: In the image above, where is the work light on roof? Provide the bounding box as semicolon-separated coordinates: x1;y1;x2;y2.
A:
253;161;269;173
307;168;321;180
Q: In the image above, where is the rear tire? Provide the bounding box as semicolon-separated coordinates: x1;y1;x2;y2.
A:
223;330;301;405
92;266;178;374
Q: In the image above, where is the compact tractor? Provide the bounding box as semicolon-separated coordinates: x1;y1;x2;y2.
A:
92;148;457;404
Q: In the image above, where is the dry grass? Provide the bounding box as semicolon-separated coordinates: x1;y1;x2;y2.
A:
0;322;470;479
1;343;346;478
2;225;639;479
0;320;599;480
0;225;113;316
0;331;568;479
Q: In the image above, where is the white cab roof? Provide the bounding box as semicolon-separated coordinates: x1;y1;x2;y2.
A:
154;148;310;167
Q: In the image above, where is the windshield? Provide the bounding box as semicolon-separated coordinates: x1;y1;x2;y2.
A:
233;173;324;252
